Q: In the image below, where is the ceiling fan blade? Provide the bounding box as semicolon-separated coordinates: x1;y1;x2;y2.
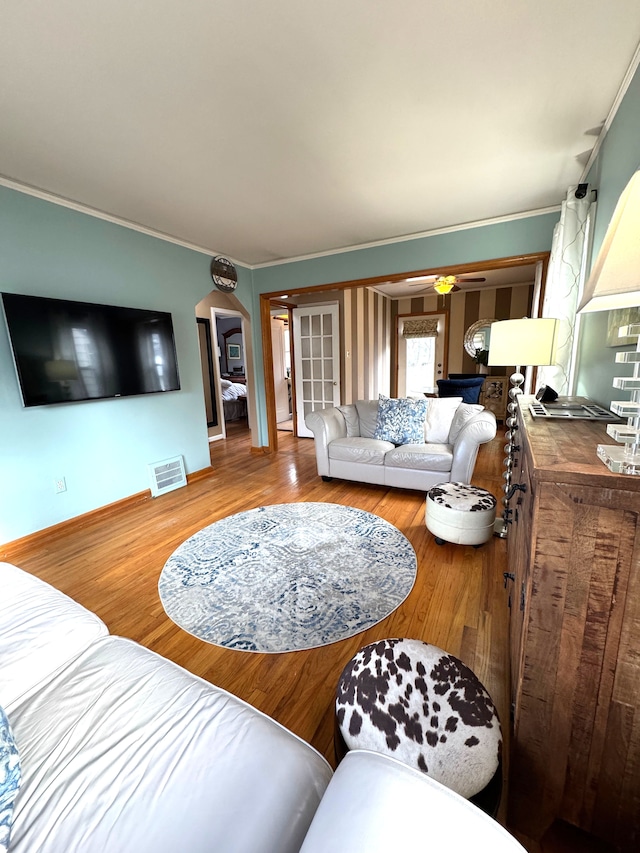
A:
459;277;486;282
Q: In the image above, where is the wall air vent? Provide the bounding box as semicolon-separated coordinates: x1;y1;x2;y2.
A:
148;455;187;497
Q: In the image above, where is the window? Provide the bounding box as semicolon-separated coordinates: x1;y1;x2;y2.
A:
405;335;436;396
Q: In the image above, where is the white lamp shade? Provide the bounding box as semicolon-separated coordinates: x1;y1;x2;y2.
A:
578;169;640;313
488;318;558;367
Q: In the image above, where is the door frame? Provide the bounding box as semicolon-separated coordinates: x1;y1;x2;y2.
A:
259;252;550;453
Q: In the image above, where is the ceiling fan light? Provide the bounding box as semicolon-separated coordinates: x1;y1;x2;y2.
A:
433;276;457;295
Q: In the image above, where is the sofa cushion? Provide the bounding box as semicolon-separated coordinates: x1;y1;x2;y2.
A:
0;705;20;853
354;400;380;439
337;404;360;437
448;403;484;443
7;637;331;853
329;437;394;465
298;751;525;853
425;397;463;443
0;562;108;708
385;443;453;472
374;396;428;446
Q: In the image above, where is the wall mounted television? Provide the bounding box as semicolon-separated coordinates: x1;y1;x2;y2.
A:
1;292;181;407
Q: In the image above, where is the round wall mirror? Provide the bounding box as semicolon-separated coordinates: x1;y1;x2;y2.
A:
463;319;496;358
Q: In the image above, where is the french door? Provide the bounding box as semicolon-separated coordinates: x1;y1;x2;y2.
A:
292;304;341;438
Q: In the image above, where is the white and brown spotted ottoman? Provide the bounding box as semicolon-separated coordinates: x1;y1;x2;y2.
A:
335;638;502;813
425;482;496;546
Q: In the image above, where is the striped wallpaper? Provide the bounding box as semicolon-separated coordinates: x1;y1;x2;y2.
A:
294;282;533;405
342;287;392;404
391;284;534;378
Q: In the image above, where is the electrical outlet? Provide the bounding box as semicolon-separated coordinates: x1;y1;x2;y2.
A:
55;477;67;494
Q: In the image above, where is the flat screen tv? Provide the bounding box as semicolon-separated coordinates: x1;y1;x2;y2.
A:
2;292;181;407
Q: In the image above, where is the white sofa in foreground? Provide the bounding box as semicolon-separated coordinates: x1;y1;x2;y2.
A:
0;562;330;853
0;563;524;853
306;397;497;490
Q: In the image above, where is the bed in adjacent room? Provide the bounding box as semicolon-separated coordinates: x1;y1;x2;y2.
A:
221;379;248;421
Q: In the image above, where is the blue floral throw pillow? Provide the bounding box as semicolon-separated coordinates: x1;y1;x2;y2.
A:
374;395;428;445
0;706;20;853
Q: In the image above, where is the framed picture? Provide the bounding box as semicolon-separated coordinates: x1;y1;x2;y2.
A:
227;343;241;360
607;307;640;346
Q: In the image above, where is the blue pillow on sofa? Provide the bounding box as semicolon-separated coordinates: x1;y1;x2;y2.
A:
437;377;485;404
0;705;20;853
374;395;428;445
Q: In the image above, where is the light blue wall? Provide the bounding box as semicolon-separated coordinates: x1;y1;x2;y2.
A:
253;214;558;293
0;187;252;542
14;71;640;541
250;212;559;442
577;65;640;405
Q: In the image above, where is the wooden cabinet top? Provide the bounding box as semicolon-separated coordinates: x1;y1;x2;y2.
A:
517;395;640;493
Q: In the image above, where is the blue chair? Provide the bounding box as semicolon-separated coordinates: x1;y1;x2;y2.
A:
436;377;485;404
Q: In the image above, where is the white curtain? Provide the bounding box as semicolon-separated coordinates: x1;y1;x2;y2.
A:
537;187;592;394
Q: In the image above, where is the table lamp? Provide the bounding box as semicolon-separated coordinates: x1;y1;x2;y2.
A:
578;169;640;475
487;317;558;537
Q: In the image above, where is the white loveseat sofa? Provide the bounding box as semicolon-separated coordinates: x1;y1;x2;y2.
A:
0;562;524;853
305;397;497;491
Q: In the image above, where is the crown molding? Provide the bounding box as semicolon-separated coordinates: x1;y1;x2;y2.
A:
0;175;245;268
1;173;560;272
253;205;561;269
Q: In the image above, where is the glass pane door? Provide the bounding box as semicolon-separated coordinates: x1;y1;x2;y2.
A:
293;304;341;437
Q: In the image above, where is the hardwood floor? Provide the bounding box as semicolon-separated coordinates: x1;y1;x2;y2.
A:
2;425;613;852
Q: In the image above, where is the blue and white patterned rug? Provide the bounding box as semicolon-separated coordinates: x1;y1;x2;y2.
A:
158;502;417;653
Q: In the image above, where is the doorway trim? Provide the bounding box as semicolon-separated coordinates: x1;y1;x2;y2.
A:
259;252;550;453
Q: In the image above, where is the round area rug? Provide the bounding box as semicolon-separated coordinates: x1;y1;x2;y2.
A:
158;502;417;653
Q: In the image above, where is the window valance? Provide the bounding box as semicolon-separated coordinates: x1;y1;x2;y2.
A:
402;318;439;339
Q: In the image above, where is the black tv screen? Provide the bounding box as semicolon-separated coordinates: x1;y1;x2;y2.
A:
2;292;181;407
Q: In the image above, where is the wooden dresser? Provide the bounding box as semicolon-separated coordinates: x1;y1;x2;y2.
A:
506;397;640;851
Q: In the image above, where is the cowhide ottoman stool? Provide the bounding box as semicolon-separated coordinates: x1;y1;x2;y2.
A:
425;482;496;546
335;638;502;814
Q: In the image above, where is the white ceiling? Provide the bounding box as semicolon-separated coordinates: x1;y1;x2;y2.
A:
1;2;639;267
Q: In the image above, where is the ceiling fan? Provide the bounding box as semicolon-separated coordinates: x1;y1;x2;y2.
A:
407;274;487;294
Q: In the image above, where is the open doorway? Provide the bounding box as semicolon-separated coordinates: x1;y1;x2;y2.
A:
214;313;249;435
259;252;549;453
196;289;258;449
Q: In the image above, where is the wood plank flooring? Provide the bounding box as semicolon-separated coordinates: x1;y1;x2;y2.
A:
2;423;613;852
